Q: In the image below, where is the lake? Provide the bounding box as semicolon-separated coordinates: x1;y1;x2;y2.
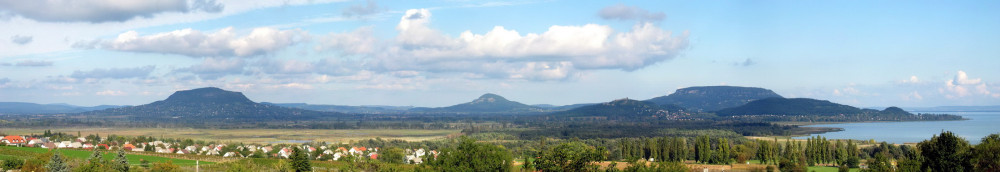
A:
793;111;1000;144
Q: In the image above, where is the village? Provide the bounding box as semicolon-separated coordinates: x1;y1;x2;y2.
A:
1;132;438;165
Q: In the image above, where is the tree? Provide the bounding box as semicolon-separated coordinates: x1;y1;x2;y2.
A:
975;134;1000;172
862;146;894;172
290;147;312;172
150;161;180;172
114;149;129;172
423;137;513;172
695;136;711;163
534;141;606;172
46;153;69;172
381;147;405;164
918;131;973;172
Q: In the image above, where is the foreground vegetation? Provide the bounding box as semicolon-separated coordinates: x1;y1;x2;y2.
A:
2;130;996;172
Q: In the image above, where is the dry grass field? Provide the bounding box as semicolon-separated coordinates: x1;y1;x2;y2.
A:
0;127;461;144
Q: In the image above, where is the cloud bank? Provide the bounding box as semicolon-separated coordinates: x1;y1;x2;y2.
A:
107;27;306;57
0;0;223;23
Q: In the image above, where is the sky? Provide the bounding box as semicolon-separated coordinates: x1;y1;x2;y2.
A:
1;0;998;108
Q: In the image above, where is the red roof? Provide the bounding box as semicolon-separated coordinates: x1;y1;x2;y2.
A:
2;136;26;144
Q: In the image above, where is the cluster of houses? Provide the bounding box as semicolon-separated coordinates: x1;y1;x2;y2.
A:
2;135;436;164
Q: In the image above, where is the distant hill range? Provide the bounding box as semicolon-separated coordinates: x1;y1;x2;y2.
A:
646;86;782;112
716;98;867;116
714;97;962;121
548;98;687;120
0;102;123;114
412;93;545;113
903;105;1000;112
263;103;413;114
80;87;340;120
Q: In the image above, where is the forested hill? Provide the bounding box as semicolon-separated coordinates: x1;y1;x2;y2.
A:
715;98;863;116
547;98;688;120
413;93;543;113
645;86;783;112
715;98;963;121
79;87;340;120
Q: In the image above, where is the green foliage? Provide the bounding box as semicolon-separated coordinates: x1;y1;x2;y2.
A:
113;149;129;172
624;160;690;172
534;141;606;172
1;156;24;170
289;147;311;172
45;153;69;172
380;147;405;164
975;134;1000;171
861;148;893;172
150;161;181;172
423;137;513;172
22;157;46;172
918;131;973;171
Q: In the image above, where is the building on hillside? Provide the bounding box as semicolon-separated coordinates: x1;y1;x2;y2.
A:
2;135;27;145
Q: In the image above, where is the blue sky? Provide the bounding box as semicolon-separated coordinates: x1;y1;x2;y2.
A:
1;0;998;108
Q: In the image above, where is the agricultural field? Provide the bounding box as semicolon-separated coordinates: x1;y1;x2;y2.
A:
0;146;211;166
0;128;461;144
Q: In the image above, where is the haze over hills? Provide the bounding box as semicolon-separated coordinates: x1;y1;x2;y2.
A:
645;86;783;112
0;102;122;114
80;87;341;120
263;102;412;114
412;93;544;113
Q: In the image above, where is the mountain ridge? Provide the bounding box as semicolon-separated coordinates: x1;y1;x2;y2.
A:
646;86;783;112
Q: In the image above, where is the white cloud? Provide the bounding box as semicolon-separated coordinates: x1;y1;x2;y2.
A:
175;57;246;80
107;27;306;57
943;70;993;98
14;60;53;67
0;0;223;23
95;90;127;96
9;35;32;45
70;66;155;79
598;4;666;22
316;26;379;55
342;0;381;18
320;9;689;80
901;75;920;84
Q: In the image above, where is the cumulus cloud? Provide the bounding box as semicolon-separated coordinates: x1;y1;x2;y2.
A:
901;75;920;84
342;0;381;17
106;27;306;57
318;9;688;80
175;58;246;80
10;35;32;45
95;90;127;96
942;70;993;98
316;26;380;55
598;4;666;22
0;0;223;23
14;60;53;67
70;66;155;79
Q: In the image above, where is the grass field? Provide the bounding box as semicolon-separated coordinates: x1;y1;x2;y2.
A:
0;146;212;166
0;127;461;144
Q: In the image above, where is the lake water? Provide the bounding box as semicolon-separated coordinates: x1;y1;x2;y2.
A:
793;111;1000;144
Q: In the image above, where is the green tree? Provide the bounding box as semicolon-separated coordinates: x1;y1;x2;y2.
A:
113;149;129;172
695;136;711;163
862;146;894;172
381;147;406;164
423;137;513;172
918;131;973;172
150;161;180;172
534;141;606;172
975;134;1000;172
46;153;69;172
289;147;312;172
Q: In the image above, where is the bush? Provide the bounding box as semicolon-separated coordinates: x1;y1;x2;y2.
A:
1;157;25;170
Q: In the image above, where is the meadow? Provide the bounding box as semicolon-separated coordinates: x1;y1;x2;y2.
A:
1;127;461;144
0;146;211;166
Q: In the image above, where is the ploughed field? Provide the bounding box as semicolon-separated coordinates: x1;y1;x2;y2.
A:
1;128;461;144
